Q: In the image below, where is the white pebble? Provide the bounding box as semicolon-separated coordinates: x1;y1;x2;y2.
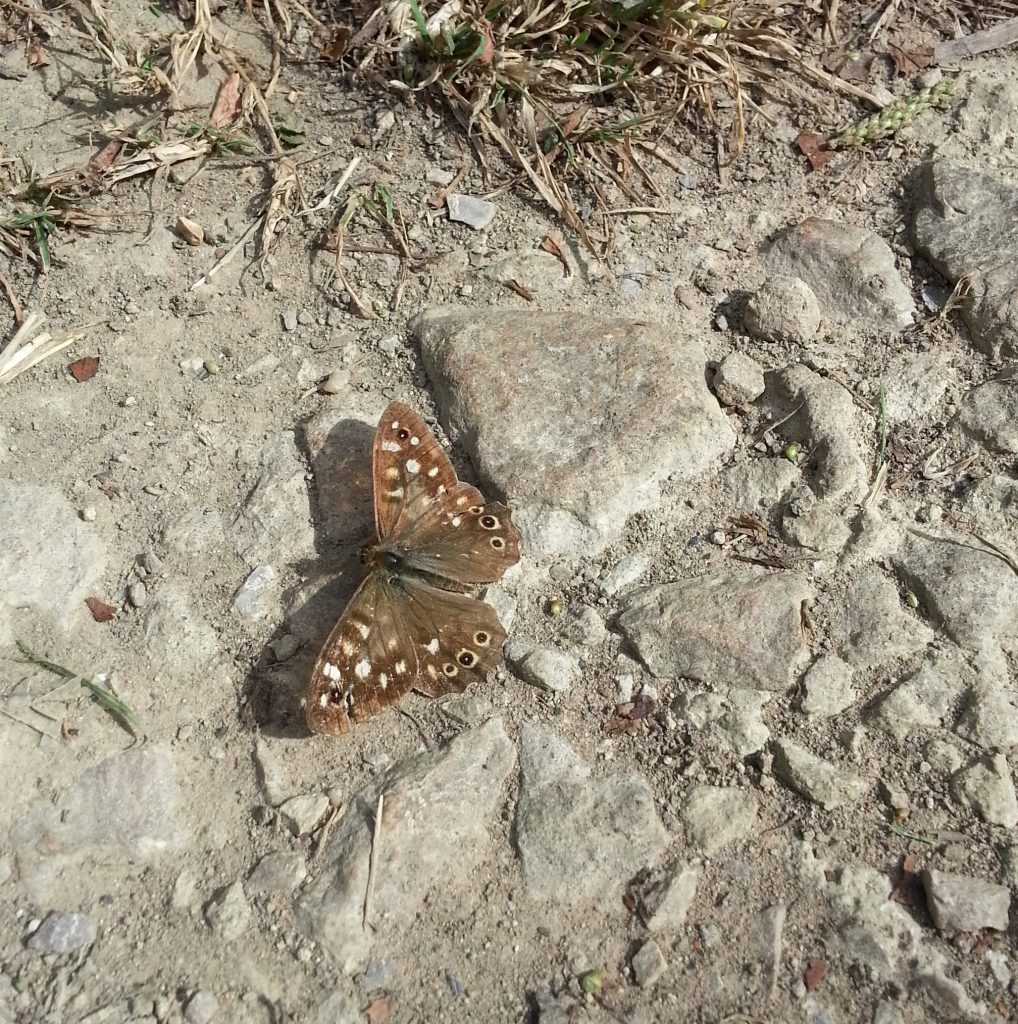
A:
80;507;97;522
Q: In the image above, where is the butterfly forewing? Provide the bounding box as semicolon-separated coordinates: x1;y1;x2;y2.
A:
373;402;520;586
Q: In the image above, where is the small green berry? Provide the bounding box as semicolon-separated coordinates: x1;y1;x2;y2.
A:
784;443;800;462
578;968;604;994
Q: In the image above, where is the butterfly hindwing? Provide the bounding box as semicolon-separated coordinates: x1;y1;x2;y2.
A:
305;572;420;735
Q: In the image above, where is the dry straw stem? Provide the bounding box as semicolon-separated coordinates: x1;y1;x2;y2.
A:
0;312;97;386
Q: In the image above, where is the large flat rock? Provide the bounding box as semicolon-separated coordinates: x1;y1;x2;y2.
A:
415;307;734;555
617;569;813;691
296;718;515;971
912;160;1018;360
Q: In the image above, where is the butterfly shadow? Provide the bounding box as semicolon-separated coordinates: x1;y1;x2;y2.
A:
243;415;378;739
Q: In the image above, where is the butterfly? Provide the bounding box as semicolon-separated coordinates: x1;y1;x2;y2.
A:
305;402;521;734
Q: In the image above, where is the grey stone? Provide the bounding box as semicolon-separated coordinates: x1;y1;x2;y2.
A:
231;564;279;621
142;585;222;676
282;308;298;332
512;645;578;693
783;502;853;553
184;990;219;1024
827;864;922;979
308;990;359;1024
722;459;800;512
232;431;314;567
954;682;1018;750
681;785;758;854
204;880;251;941
601;552;650;597
415;308;734;555
172;868;198;911
645;861;698;933
772;739;868;810
924;738;964;775
631;939;667;987
882;351;957;426
962;474;1018;538
838;567;933;671
321;369;350;394
377;333;398;357
912;160;1018;359
953;381;1018;454
255;734;295;806
801;655;856;718
873;1001;905;1024
247;852;307;895
744;275;822;344
560;605;606;647
922;869;1010;932
482;251;575;299
160;506;225;556
674;687;771;756
297;719;515;970
751;904;786;1000
766;219;914;334
279;793;329;837
914;968;987;1020
956;76;1018;151
0;482;108;644
272;634;300;662
515;722;668;908
951;753;1018;827
446;193;496;231
127;581;147;608
714;351;766;405
869;647;969;741
764;365;867;501
27;912;97;954
483;581;517;633
892;530;1018;650
617;569;812;691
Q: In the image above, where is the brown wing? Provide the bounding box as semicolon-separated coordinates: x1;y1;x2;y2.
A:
372;402;521;585
305;571;510;734
305;571;420;735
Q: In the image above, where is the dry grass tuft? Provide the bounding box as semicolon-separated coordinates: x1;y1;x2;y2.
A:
343;1;879;251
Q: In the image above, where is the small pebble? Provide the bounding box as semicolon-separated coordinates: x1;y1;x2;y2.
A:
320;369;350;394
143;485;162;496
138;551;165;576
446;193;497;231
127;582;147;608
378;334;399;357
184;990;219;1024
80;506;97;522
272;634;300;662
297;310;314;326
122;396;137;407
282;309;298;332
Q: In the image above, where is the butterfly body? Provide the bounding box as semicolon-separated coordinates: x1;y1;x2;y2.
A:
305;403;520;736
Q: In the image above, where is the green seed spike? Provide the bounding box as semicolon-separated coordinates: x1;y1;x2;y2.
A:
829;78;956;150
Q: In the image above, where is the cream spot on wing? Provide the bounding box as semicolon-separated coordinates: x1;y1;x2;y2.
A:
387;638;397;649
426;664;439;680
318;693;329;707
391;420;400;429
437;484;446;494
426;638;439;654
451;515;461;527
395;660;407;674
386;487;404;498
428;466;439;478
353;621;369;639
385;466;399;480
379;673;388;689
381;440;401;453
324;662;341;681
405;458;420;475
410;436;420;446
354;660;371;679
340;640;355;656
456;496;467;506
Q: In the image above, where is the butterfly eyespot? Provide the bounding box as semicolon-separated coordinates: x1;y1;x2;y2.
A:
396;428;410;441
442;663;458;677
457;650;477;667
474;630;490;646
480;515;499;530
468;505;484;515
490;536;505;549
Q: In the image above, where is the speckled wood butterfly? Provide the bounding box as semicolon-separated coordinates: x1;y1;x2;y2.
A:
305;402;521;734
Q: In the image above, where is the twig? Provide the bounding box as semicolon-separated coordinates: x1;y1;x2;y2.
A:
190;218;260;290
296;156;361;216
0;273;23;324
312;803;343;860
363;792;384;929
935;17;1018;64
